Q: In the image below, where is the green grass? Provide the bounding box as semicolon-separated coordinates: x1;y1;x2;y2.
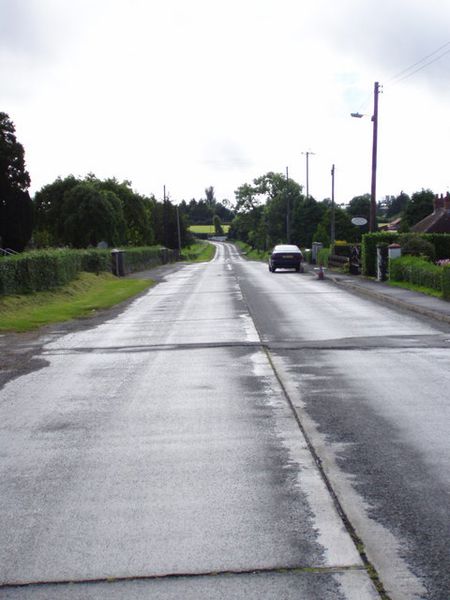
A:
181;241;216;262
387;279;443;299
188;224;230;234
0;272;153;332
234;241;269;261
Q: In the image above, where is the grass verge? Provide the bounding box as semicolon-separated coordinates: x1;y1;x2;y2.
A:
387;279;443;299
0;272;153;333
182;241;216;262
234;241;269;261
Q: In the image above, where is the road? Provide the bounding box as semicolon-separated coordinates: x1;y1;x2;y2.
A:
0;242;449;599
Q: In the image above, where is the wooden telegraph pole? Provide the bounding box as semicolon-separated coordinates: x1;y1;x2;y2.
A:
370;82;380;232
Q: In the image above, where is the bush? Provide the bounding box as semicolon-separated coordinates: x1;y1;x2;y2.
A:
390;255;443;292
361;233;399;276
401;235;435;261
317;247;331;267
362;233;450;276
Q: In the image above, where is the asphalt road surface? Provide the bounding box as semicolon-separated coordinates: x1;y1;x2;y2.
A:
0;242;448;599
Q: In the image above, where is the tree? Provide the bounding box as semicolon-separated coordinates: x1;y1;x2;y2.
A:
187;199;213;224
148;196;192;248
62;182;125;248
97;178;153;246
0;112;33;251
205;186;216;207
34;174;155;247
313;206;357;246
346;194;371;237
292;196;325;248
213;214;224;235
33;175;79;245
232;172;304;249
385;192;410;219
402;189;434;228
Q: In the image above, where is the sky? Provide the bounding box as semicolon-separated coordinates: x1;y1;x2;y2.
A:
1;0;449;207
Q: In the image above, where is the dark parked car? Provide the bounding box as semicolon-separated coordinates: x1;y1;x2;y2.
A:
268;244;303;272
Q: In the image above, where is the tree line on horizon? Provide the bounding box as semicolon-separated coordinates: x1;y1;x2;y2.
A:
0;111;437;253
228;171;436;250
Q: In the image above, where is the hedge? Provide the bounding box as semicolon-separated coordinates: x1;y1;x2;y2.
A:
120;246;176;274
0;246;177;296
0;250;82;295
362;233;450;276
389;256;443;293
442;265;450;300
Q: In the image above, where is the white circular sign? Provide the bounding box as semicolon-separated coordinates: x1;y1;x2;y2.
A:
351;217;368;226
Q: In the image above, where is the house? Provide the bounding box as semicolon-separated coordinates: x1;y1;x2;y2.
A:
411;193;450;233
379;217;402;232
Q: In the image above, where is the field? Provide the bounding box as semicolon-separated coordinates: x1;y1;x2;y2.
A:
189;224;230;234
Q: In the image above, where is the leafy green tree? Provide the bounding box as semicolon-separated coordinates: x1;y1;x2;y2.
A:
149;197;192;248
0;112;33;251
213;214;224;235
313;206;357;246
346;194;371;236
96;178;153;246
205;186;216;207
232;172;305;249
402;189;434;227
33;175;79;245
34;174;155;247
62;182;125;248
292;196;325;248
187;198;213;224
214;200;234;223
385;192;410;219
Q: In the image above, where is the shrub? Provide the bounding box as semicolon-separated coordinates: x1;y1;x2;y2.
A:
317;247;330;267
361;233;399;276
390;255;443;292
400;235;435;261
362;233;450;276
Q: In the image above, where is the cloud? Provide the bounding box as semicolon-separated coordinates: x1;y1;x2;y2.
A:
312;0;450;88
1;0;448;204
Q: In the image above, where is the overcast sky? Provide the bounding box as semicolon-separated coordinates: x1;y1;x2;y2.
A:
1;0;449;206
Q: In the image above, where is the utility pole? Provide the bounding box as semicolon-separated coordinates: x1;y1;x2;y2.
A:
176;204;182;257
301;151;315;198
286;166;290;243
331;164;336;247
370;81;380;232
163;185;169;248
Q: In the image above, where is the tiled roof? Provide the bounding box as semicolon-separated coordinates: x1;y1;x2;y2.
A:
411;208;450;233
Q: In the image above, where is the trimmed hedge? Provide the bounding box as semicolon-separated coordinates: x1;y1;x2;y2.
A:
389;256;443;293
121;247;177;274
0;250;82;295
442;265;450;300
0;246;176;296
362;233;450;276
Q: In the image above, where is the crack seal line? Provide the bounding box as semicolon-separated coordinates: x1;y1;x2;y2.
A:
0;565;366;590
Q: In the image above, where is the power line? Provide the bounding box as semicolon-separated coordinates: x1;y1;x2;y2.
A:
389;40;450;84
